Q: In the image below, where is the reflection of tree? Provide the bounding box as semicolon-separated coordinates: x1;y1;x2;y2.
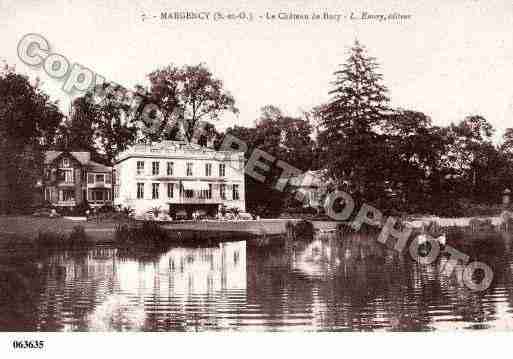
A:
247;232;506;331
36;248;117;330
4;233;513;331
0;255;45;330
438;235;509;328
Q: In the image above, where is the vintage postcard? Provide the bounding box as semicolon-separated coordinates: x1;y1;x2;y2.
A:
1;0;513;356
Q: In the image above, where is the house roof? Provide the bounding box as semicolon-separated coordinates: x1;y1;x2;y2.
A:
44;151;91;165
44;151;111;172
116;140;244;164
86;161;112;172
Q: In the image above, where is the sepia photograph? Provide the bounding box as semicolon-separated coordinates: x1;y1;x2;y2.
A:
1;0;513;355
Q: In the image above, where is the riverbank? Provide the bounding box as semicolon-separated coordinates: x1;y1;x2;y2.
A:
406;216;503;228
0;216;301;244
0;214;508;247
0;215;118;243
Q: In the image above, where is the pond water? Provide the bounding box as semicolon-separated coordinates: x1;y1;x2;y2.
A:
1;233;513;331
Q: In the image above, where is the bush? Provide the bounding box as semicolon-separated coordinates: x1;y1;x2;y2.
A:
98;204;115;213
114;221;169;245
122;206;135;217
296;220;314;237
36;230;67;246
147;206;162;218
114;223;131;243
101;211;130;222
228;207;240;216
35;225;88;248
69;225;87;243
74;201;91;216
468;218;495;232
285;220;314;240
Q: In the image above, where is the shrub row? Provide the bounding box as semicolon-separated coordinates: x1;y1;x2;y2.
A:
36;225;88;248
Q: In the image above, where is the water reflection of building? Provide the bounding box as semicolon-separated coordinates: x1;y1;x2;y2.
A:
21;233;513;331
116;241;246;297
36;242;247;331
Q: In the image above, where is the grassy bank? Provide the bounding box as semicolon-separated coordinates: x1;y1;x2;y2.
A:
0;215;120;243
3;214;508;250
0;216;299;246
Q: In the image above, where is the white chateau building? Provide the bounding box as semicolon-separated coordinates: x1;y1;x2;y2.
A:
114;141;245;217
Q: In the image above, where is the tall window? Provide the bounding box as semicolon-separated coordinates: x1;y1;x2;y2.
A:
106;173;112;184
167;162;174;176
152;161;160;175
137;183;144;199
219;163;226;177
152;183;159;199
200;184;212;199
91;190;105;201
61;189;74;201
233;184;240;200
220;184;226;200
186;162;193;176
137;161;145;175
62;158;70;168
167;183;174;198
205;163;212;176
64;169;73;183
88;174;94;184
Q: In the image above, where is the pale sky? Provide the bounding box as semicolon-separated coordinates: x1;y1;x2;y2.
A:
2;0;513;141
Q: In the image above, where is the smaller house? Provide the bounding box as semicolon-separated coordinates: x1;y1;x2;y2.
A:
43;151;113;209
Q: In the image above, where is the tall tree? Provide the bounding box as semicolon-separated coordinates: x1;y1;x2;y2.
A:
319;40;389;202
0;65;63;212
224;106;314;217
448;115;496;201
56;95;98;153
381;110;449;212
141;63;238;143
60;84;138;164
92;84;138;164
501;128;513;155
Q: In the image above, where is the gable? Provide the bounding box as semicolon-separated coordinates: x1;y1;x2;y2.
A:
45;151;83;168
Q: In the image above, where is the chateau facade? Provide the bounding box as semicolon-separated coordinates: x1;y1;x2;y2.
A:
114;141;246;217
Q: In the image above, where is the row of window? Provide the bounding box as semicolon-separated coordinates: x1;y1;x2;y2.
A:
137;161;226;177
87;173;112;184
44;168;111;184
43;168;75;183
136;183;240;200
44;188;111;202
45;188;75;202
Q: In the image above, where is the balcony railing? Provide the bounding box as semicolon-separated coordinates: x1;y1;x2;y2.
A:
56;181;75;186
55;200;76;206
89;200;112;207
177;197;220;204
172;192;235;204
87;182;111;188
